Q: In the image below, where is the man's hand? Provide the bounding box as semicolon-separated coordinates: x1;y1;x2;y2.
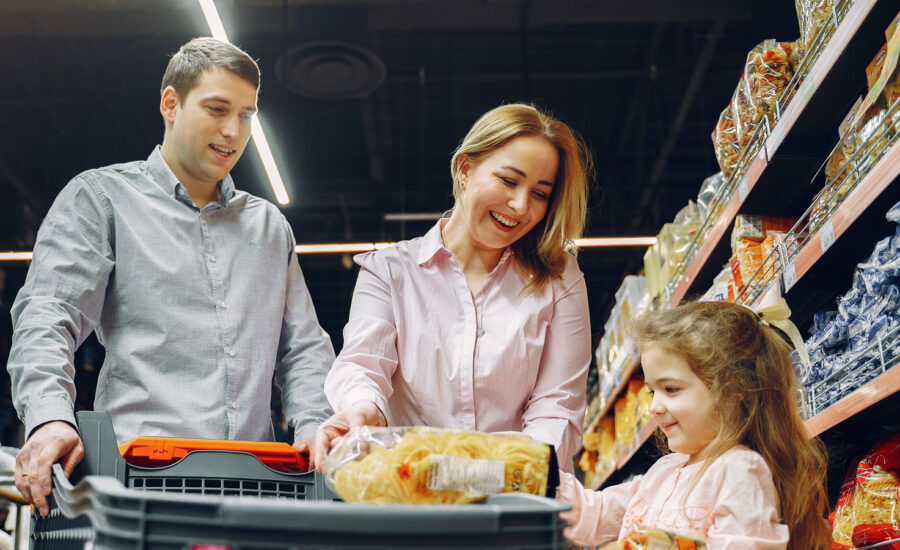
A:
313;400;386;472
15;421;83;517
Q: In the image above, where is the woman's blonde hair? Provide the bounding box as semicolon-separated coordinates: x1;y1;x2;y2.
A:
449;103;592;293
633;300;830;550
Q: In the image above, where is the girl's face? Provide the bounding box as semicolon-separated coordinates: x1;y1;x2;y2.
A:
456;135;558;251
641;344;720;464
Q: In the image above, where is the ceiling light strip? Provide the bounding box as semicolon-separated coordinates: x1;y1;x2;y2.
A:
383;213;444;222
0;252;33;261
198;0;291;205
0;238;655;261
575;237;658;247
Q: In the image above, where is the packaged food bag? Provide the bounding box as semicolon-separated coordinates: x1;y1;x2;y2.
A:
732;77;755;150
822;97;863;198
795;0;835;50
322;426;558;505
730;214;797;250
712;105;740;178
783;39;806;73
830;432;900;548
850;25;900;175
696;172;726;222
745;39;795;127
601;526;707;549
597;415;617;474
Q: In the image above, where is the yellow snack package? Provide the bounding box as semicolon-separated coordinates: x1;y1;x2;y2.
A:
323;426;558;505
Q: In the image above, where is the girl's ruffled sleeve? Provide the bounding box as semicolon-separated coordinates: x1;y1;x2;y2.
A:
557;470;640;547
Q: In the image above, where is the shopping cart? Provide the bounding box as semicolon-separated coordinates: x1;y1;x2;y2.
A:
34;411;571;549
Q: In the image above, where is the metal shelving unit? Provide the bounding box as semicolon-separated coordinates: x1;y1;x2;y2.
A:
582;0;900;501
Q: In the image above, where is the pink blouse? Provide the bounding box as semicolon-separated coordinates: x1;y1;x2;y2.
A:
323;220;591;469
559;446;790;548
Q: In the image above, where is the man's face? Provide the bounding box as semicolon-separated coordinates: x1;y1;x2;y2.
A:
160;67;257;188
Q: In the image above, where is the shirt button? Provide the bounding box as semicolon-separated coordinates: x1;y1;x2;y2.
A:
231;401;238;409
227;349;236;357
219;301;227;309
209;255;217;263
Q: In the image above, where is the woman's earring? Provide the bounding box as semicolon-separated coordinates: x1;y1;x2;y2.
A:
460;180;466;189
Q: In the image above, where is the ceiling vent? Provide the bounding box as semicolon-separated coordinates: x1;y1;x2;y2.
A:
275;41;386;101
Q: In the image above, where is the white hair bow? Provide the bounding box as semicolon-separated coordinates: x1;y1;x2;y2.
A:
751;290;810;370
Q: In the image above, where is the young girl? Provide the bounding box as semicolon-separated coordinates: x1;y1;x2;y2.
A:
559;300;830;549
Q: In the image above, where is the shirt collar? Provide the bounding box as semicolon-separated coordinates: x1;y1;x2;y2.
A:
418;219;447;265
146;145;235;208
417;218;514;269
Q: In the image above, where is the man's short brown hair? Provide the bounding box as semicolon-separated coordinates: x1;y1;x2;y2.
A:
161;37;260;100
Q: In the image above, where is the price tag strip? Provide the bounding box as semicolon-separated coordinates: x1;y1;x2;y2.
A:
819;219;836;254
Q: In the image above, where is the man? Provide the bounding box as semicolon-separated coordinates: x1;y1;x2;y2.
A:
8;37;334;516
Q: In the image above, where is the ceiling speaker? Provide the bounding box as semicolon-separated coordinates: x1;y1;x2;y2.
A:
276;41;386;101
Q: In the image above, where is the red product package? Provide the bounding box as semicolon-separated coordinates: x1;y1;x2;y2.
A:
831;432;900;548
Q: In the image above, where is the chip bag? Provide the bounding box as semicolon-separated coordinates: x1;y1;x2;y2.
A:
322;426;558;505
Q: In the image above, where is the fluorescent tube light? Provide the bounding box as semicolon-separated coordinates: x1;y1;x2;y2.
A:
0;252;33;261
574;237;657;247
383;213;444;222
2;238;655;262
198;0;290;205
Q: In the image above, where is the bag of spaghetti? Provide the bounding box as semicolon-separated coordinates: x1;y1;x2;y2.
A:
599;526;707;550
322;426;559;504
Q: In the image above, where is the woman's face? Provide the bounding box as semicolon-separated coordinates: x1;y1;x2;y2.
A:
456;135;558;251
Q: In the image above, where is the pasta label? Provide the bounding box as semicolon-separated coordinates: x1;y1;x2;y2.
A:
426;454;505;495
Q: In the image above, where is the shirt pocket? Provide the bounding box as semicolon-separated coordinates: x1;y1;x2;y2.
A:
476;306;536;395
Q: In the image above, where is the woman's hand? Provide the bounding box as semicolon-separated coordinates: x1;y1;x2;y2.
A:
313;400;386;471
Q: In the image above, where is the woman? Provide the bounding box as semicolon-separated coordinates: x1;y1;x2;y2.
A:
314;103;593;472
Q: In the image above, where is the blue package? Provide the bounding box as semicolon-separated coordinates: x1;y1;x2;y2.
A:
838;297;862;321
887;199;900;223
813;310;837;334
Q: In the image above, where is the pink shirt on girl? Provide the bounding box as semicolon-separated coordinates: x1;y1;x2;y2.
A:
324;220;592;468
559;446;790;548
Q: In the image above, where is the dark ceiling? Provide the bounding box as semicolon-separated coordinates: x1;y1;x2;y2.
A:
0;0;800;351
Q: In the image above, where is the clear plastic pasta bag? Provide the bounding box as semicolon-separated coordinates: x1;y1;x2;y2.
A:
601;526;707;549
322;426;558;505
744;40;795;127
712;105;740;178
830;431;900;549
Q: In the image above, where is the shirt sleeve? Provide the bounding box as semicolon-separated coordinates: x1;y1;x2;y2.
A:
323;252;398;418
521;258;591;471
8;174;115;438
274;219;337;441
557;470;640;547
706;451;790;549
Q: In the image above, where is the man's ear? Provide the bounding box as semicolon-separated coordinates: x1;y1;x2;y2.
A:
160;86;179;125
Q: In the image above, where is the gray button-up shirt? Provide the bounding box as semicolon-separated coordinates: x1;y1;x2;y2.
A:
8;147;334;442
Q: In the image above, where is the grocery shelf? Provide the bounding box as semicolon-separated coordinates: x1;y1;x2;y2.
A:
668;0;898;305
590;419;658;491
668;152;767;308
782;139;900;294
584;352;640;434
806;363;900;437
765;0;882;158
616;420;659;470
856;538;900;549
